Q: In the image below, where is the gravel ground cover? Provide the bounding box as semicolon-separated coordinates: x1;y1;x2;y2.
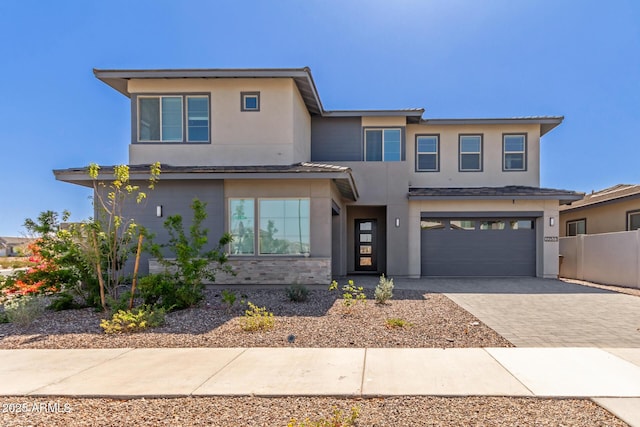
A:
0;396;627;426
0;285;630;425
0;288;512;349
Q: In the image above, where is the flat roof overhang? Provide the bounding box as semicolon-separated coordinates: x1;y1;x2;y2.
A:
54;163;359;201
419;117;564;136
408;186;584;205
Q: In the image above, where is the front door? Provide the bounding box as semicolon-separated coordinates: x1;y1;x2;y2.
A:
355;219;377;271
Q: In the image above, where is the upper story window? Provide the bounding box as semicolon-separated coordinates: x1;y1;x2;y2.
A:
566;219;586;236
137;95;209;143
241;92;260;111
627;210;640;231
503;134;527;171
365;128;401;161
459;135;482;171
416;135;439;172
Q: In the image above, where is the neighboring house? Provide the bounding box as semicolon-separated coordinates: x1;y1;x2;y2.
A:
54;67;582;283
0;237;33;257
559;184;640;237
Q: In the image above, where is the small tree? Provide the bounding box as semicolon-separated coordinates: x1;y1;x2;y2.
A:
87;162;160;310
146;198;233;309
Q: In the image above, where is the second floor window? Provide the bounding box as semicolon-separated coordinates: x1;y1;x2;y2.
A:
138;95;209;143
459;135;482;171
416;135;439;171
365;128;401;161
504;134;526;171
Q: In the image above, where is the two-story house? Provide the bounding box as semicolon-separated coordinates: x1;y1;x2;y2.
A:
54;67;582;284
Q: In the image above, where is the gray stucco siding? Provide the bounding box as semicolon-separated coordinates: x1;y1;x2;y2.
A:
108;179;225;276
311;117;362;161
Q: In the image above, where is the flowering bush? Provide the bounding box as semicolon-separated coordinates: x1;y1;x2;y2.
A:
2;240;66;298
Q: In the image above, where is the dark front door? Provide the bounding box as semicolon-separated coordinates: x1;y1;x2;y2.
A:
355;219;377;271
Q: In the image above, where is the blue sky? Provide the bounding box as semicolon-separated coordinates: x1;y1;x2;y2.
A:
1;0;639;236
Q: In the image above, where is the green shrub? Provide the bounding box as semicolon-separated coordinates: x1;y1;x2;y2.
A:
385;317;413;329
288;406;360;427
4;295;47;326
48;292;82;311
145;198;234;311
221;289;237;310
374;274;394;304
0;311;9;323
240;302;275;331
138;273;186;311
286;284;309;302
329;279;366;308
100;305;166;334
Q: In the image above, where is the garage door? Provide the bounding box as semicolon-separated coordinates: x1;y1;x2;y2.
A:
421;218;536;276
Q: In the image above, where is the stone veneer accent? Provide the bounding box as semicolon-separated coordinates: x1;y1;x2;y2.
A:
149;257;331;285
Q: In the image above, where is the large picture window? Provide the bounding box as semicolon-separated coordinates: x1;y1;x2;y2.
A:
259;199;310;255
365;128;401;161
228;198;310;255
138;95;209;143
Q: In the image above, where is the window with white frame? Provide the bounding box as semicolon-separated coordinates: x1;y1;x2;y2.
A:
229;198;310;255
627;210;640;231
138;95;209;143
459;135;482;171
503;134;526;171
566;219;586;236
365;128;402;161
416;135;439;171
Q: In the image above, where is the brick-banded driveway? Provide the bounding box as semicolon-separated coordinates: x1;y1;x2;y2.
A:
392;277;640;347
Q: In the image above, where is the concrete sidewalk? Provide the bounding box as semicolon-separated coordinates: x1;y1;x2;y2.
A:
1;347;640;424
2;347;640;397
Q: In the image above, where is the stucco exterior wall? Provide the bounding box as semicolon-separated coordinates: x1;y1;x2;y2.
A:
560;231;640;289
405;123;540;188
408;199;560;278
559;198;640;236
292;83;311;163
127;78;307;166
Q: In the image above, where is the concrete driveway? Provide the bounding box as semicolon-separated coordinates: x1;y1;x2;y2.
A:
360;277;640;347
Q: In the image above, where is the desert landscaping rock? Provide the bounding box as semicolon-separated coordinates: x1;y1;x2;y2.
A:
0;396;627;427
0;289;512;349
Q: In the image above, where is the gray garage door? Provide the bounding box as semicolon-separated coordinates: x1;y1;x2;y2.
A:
421;218;536;276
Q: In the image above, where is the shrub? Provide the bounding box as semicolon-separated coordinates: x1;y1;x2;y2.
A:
138;273;182;311
221;289;238;312
385;317;413;329
0;311;9;323
329;279;366;308
288;406;360;427
100;305;166;334
48;292;82;311
286;284;309;302
374;274;394;304
146;198;234;310
240;302;275;331
3;295;47;326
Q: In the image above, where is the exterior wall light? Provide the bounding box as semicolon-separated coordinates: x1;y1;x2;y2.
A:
549;217;555;227
156;205;163;218
395;218;400;228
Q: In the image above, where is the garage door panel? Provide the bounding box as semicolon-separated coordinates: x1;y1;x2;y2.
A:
421;218;536;277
